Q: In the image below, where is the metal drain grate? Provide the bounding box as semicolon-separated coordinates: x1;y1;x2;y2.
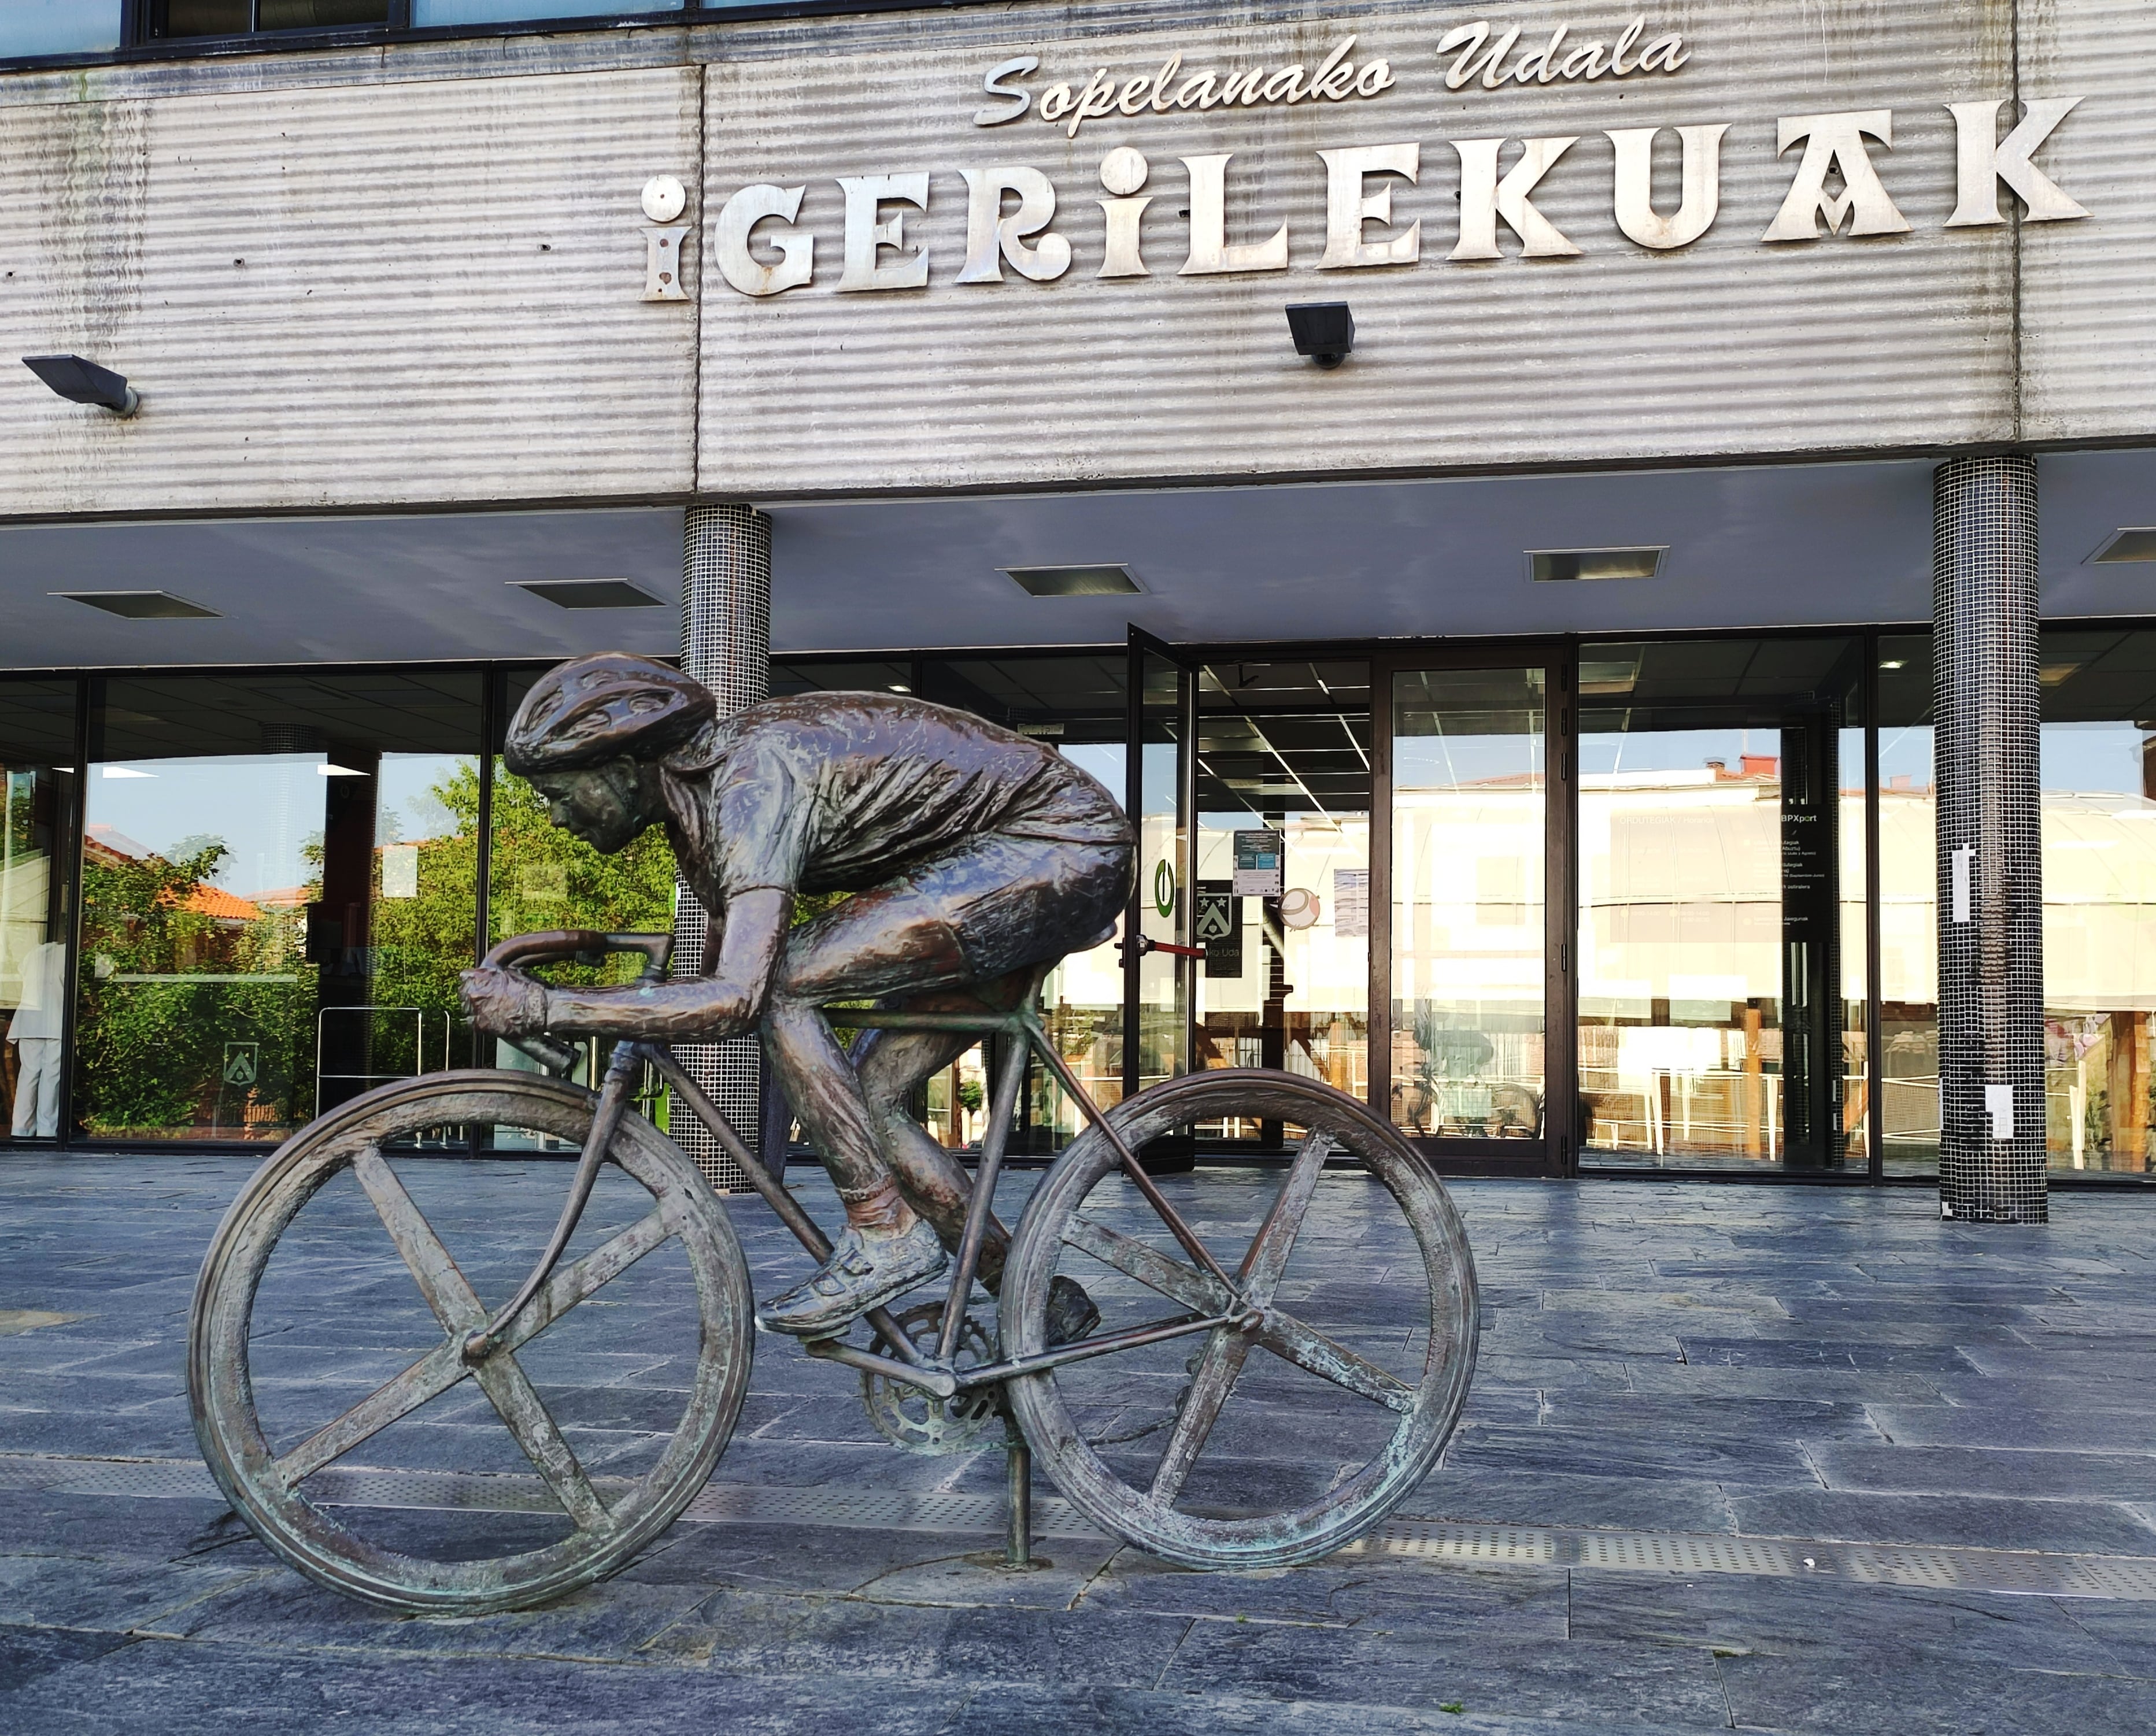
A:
1345;1519;2156;1599
9;1452;2156;1600
0;1452;223;1501
679;1480;1097;1538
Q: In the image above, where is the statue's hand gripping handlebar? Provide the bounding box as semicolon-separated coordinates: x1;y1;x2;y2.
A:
477;930;675;1075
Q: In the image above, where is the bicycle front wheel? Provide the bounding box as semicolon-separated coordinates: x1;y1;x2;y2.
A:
190;1069;754;1615
1000;1069;1477;1570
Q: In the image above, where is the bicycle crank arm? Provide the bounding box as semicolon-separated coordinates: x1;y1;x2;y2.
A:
952;1308;1253;1391
801;1335;960;1400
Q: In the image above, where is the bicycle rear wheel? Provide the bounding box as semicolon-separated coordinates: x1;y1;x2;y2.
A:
1000;1069;1477;1570
190;1070;753;1615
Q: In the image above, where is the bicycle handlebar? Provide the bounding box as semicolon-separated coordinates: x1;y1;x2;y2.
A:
476;932;675;1077
480;930;675;978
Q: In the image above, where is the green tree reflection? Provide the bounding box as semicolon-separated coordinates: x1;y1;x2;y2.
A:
72;762;679;1140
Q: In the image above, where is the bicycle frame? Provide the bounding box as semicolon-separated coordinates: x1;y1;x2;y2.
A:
464;960;1251;1410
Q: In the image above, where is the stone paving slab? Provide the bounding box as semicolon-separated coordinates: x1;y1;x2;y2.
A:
2;1153;2155;1731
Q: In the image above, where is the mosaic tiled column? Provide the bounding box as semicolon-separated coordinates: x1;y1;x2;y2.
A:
670;504;771;1193
1933;456;2046;1223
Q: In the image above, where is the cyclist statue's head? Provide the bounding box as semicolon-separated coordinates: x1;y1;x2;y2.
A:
503;652;716;853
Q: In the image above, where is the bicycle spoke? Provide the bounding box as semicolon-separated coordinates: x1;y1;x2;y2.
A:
276;1339;471;1488
469;1353;610;1530
352;1146;486;1335
272;1206;675;1489
1149;1327;1251;1507
502;1205;675;1345
1237;1132;1333;1306
352;1143;611;1529
1258;1311;1418;1415
1062;1217;1234;1313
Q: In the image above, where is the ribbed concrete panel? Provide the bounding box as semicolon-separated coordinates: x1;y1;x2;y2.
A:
698;1;2018;495
0;66;700;514
2019;0;2156;443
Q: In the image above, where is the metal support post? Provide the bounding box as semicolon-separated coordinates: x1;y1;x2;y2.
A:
1932;455;2046;1223
1004;1430;1033;1568
671;502;772;1192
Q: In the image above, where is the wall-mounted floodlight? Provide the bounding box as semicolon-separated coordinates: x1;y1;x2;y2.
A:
23;354;139;416
1285;302;1355;369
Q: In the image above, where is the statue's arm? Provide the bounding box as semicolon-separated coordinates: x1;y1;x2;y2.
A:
460;888;792;1042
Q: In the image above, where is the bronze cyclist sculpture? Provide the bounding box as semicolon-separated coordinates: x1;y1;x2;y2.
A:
188;655;1480;1614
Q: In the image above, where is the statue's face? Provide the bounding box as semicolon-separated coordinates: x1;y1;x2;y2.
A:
527;760;649;854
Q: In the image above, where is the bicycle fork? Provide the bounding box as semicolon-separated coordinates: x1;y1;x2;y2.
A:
461;1039;645;1365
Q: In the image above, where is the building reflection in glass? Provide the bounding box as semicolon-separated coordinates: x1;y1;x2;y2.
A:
1390;667;1547;1141
1195;662;1371;1147
1576;639;1866;1172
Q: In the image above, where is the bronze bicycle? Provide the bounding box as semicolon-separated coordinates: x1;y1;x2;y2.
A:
189;929;1478;1614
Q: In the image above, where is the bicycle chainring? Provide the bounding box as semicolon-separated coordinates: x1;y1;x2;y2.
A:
859;1301;1001;1456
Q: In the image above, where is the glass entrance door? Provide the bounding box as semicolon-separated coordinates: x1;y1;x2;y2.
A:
1126;629;1195;1105
1382;661;1560;1169
1575;639;1867;1172
1190;659;1373;1139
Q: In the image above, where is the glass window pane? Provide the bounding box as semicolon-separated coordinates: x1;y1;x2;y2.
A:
257;1;390;25
2039;628;2156;1174
1877;634;1937;1175
1;683;79;1143
413;1;682;21
1131;653;1188;1102
75;672;482;1143
1390;667;1539;1139
156;0;254;34
1577;638;1865;1171
1197;661;1371;1145
0;3;121;55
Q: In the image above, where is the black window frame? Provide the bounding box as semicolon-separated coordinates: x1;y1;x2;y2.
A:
0;0;1027;73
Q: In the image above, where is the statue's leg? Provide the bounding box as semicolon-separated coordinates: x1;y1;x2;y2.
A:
849;966;1044;1289
762;831;1126;1246
759;999;908;1227
759;876;974;1232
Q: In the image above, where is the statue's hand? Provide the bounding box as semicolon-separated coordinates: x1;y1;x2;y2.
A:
458;966;549;1038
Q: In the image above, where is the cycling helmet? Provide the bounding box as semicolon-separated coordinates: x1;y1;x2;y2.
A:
503;653;717;775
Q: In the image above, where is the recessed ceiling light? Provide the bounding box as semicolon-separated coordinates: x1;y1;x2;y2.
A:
1881;659;1906;670
2092;528;2156;563
318;763;367;778
888;683;912;693
1528;548;1665;583
54;590;219;620
1579;657;1641;694
511;579;667;609
101;767;154;779
1001;564;1142;598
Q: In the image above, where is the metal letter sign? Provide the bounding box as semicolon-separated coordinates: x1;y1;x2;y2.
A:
1232;830;1285;897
